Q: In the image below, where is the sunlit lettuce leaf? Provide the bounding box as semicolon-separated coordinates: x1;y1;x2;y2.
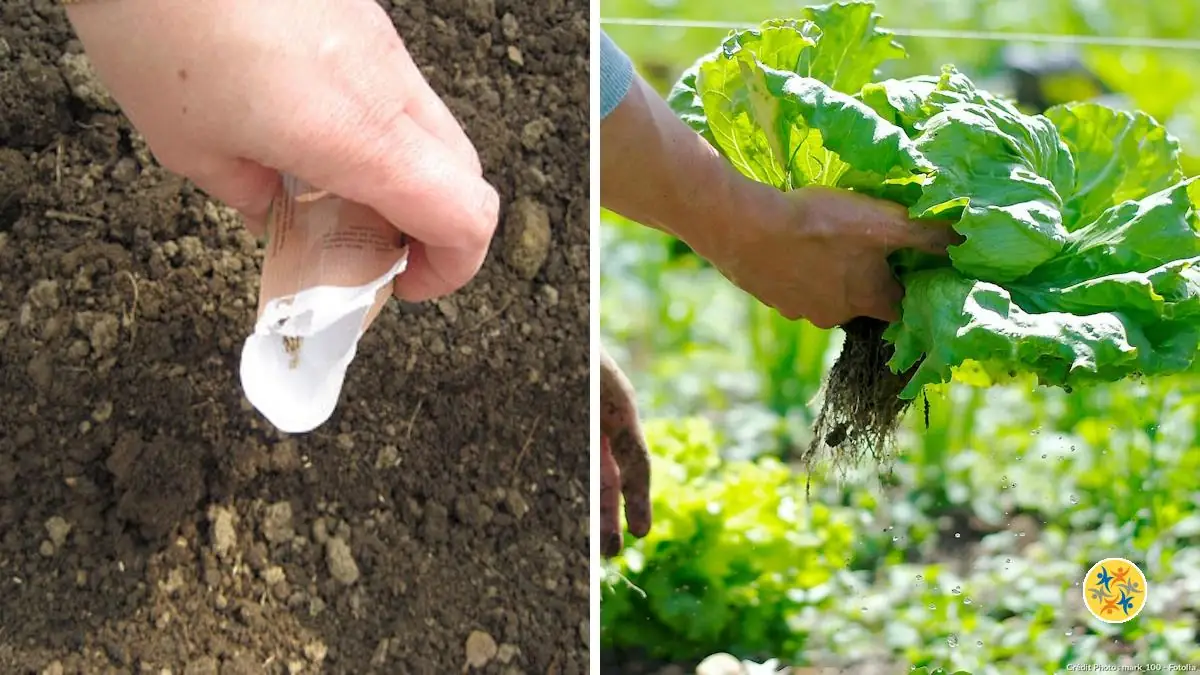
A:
1044;102;1184;228
702;57;932;191
1021;178;1200;287
793;0;906;94
667;20;820;159
858;66;1007;135
666;56;717;148
719;18;821;75
887;179;1200;398
667;5;917;190
911;99;1077;283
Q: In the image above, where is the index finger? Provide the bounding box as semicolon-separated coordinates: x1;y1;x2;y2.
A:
600;436;624;557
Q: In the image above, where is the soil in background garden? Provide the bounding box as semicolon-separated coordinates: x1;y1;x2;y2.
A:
0;0;590;672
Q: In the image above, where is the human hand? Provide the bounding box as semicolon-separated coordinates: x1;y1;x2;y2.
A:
64;0;499;302
709;183;959;329
599;345;651;557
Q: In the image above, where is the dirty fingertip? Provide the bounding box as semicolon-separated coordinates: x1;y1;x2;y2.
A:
602;531;623;558
626;500;652;538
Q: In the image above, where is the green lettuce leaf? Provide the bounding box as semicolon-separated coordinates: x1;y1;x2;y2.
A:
910;101;1077;283
793;1;906;94
1044;102;1184;229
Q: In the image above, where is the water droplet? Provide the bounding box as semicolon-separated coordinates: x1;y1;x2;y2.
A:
976;640;983;647
892;535;899;542
1006;558;1012;563
1017;531;1026;537
1070;445;1077;452
963;597;973;605
1041;453;1048;459
1031;429;1040;435
947;633;959;648
915;574;924;582
1065;629;1073;636
928;603;936;610
954;532;961;539
951;585;962;595
1069;494;1079;505
861;606;868;612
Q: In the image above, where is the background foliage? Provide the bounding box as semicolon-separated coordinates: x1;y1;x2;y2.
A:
598;1;1200;673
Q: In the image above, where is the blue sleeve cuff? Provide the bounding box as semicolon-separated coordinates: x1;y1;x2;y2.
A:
600;31;634;120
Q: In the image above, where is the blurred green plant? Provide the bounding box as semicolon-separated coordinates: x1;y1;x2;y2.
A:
601;410;1200;673
600;417;858;661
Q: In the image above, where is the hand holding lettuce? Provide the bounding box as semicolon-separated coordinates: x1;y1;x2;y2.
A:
669;0;1200;462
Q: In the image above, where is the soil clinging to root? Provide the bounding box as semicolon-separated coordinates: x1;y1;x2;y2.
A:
0;0;590;673
801;317;917;476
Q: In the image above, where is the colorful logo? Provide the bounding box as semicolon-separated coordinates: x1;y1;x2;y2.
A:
1083;557;1147;623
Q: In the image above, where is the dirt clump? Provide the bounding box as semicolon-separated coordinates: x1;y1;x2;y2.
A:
801;317;917;476
0;1;589;673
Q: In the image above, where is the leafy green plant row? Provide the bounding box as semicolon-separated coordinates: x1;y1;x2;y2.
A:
600;409;1200;673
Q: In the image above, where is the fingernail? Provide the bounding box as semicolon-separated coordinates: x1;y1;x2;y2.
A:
627;502;652;538
602;532;622;557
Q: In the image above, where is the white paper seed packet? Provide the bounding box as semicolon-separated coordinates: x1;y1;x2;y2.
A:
239;175;409;434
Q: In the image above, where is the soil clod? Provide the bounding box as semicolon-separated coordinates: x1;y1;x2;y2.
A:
803;317;918;476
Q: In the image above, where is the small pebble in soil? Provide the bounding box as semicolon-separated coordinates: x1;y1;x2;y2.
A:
58;52;118;112
502;489;530;520
500;12;519;40
44;515;70;548
502;197;551;280
496;643;520;664
207;505;236;560
374;444;400;469
325;535;360;585
261;501;295;544
304;640;328;664
464;630;498;670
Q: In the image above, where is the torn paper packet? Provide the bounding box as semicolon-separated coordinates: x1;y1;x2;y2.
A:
239;175;409;434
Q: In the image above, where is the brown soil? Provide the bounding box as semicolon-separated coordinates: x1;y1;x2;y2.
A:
801;318;915;477
0;1;590;674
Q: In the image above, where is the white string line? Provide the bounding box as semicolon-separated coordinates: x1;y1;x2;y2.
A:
599;17;1200;51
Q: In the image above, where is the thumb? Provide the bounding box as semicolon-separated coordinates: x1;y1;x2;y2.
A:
285;114;500;300
185;157;281;238
888;218;963;256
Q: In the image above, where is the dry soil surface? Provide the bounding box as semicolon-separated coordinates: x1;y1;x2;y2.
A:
0;0;590;673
